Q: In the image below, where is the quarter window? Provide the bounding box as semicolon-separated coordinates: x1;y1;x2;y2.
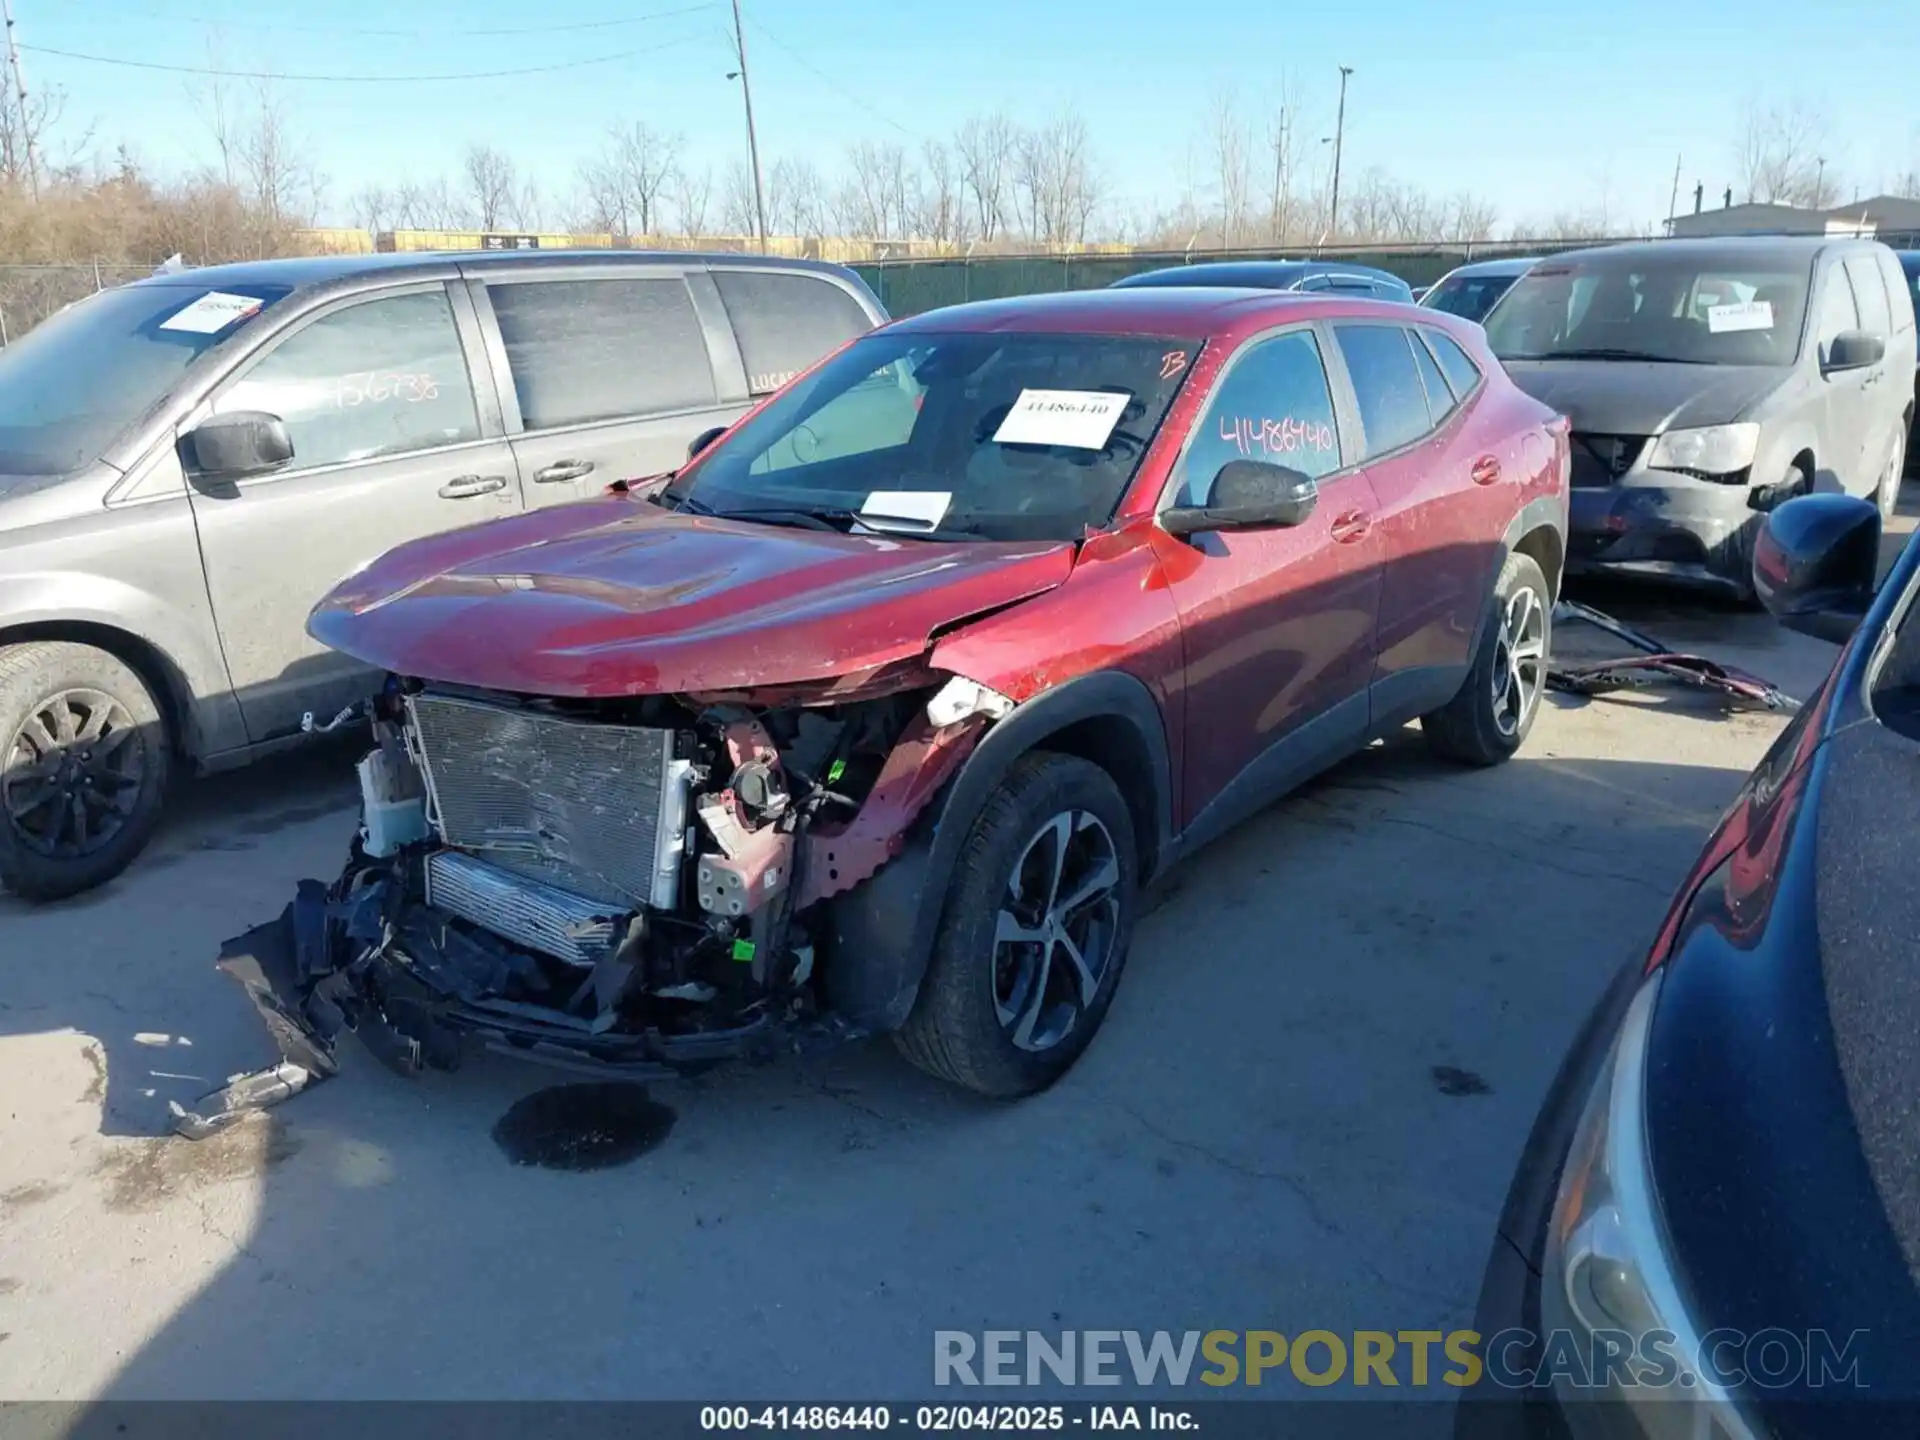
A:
712;271;875;395
489;277;716;430
1180;330;1342;506
1333;324;1433;458
1423;328;1483;398
1407;329;1456;426
216;290;480;470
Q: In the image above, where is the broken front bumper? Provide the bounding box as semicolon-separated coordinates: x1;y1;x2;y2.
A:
1567;479;1763;592
174;865;844;1139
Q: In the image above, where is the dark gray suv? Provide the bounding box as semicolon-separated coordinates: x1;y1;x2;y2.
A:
0;250;886;899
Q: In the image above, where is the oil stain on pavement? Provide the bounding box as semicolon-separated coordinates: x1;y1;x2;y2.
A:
491;1083;677;1171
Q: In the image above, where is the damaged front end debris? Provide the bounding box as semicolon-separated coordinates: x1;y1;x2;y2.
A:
1546;600;1795;710
181;671;997;1137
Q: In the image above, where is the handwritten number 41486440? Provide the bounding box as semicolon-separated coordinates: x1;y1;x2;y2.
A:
1219;414;1334;457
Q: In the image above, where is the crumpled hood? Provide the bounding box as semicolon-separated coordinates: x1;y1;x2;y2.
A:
1501;359;1785;434
307;497;1077;696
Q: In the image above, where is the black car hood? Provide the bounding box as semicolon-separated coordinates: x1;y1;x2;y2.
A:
1645;716;1920;1417
1499;359;1784;433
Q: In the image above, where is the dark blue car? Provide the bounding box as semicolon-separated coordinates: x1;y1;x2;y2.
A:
1110;258;1414;302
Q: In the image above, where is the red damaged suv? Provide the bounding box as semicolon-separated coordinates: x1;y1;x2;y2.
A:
243;288;1569;1107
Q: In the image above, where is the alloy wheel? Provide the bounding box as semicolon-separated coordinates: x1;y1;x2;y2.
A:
3;689;146;858
991;809;1122;1053
1490;586;1546;739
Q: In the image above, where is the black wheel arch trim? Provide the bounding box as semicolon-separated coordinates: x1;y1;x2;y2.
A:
825;669;1174;1034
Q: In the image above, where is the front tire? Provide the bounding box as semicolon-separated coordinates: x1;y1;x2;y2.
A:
895;752;1137;1098
1875;428;1907;524
0;641;173;901
1422;552;1551;767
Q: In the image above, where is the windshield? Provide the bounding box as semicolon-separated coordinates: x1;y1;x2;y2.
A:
668;329;1197;542
1423;271;1520;323
1484;253;1812;367
0;281;288;475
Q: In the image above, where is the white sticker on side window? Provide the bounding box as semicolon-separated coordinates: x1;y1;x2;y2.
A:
991;388;1130;449
159;291;266;334
1706;300;1774;334
859;490;951;529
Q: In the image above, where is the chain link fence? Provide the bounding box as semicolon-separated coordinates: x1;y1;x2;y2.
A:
0;263;152;345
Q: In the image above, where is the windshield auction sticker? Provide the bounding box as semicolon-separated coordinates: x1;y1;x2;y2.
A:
159;291;266;334
993;389;1129;450
1706;300;1774;333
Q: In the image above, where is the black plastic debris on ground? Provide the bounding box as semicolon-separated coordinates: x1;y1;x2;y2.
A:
1547;600;1795;710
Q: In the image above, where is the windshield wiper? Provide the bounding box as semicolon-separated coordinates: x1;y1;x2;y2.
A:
679;500;981;542
1529;347;1715;365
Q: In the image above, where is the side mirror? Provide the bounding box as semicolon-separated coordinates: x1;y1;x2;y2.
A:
1752;493;1880;643
1823;330;1886;374
688;426;727;461
1161;460;1319;537
186;411;293;479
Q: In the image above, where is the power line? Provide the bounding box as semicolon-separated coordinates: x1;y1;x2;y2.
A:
744;14;916;141
18;33;705;83
47;2;715;41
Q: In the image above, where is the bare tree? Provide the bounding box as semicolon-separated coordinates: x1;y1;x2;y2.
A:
838;140;907;238
391;175;469;230
238;81;322;232
1013;108;1103;247
670;164;714;236
1263;75;1309;243
769;155;829;237
580;122;681;238
0;70;61;193
463;143;520;230
955;111;1015;242
916;139;969;247
719;160;759;236
350;184;394;235
1735;98;1839;208
1208;90;1252;247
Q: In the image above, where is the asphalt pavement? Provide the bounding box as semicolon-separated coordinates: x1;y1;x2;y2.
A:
1;500;1911;1414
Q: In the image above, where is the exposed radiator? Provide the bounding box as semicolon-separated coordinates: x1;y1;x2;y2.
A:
424;849;623;967
406;692;692;910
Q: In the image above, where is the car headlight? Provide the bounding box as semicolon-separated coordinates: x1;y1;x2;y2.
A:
1541;969;1760;1435
1645;423;1760;477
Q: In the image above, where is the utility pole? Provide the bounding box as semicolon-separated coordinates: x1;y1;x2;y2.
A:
1665;153;1681;235
727;0;768;252
1815;156;1827;205
1327;65;1353;240
2;0;39;199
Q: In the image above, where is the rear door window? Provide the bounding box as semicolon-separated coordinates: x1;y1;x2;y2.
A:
488;276;716;430
1332;323;1434;458
1179;329;1342;505
216;289;480;470
711;270;875;395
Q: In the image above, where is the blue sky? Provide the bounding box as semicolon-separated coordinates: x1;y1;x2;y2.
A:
18;0;1919;235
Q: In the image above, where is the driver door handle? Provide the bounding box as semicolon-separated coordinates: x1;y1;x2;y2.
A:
1331;510;1372;544
534;459;596;484
1471;455;1502;485
438;473;508;499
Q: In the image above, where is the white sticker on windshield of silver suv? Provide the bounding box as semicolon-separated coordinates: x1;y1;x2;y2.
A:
1706;300;1774;334
992;388;1129;449
159;291;265;334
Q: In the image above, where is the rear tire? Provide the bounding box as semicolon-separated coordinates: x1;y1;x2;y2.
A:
1422;552;1551;767
894;752;1137;1098
0;642;172;901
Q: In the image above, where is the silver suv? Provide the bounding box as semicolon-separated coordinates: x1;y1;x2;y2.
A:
0;250;886;899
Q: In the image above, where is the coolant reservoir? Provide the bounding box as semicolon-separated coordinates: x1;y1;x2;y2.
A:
358;749;428;857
